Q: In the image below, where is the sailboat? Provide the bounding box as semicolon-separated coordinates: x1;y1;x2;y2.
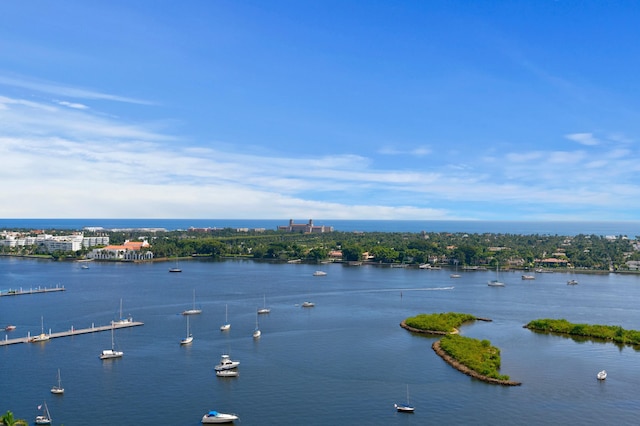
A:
180;315;193;345
112;298;133;325
220;304;231;331
450;260;461;278
182;289;202;315
394;384;415;413
100;325;123;360
488;263;505;287
51;368;64;395
169;257;182;272
30;316;49;342
35;402;52;424
253;313;261;339
257;294;270;314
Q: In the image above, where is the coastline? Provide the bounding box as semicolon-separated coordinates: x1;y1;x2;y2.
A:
432;340;522;386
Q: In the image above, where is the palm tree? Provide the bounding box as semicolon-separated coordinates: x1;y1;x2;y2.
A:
1;411;28;426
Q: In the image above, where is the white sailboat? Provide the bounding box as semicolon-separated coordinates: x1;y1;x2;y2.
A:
35;401;52;425
257;294;270;314
30;316;49;342
253;313;261;339
181;315;193;345
450;260;461;278
112;298;133;325
394;384;415;413
51;368;64;395
182;289;202;315
100;325;123;360
488;263;505;287
220;304;231;331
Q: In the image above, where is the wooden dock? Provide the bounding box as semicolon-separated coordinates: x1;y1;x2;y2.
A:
0;285;66;297
0;321;144;346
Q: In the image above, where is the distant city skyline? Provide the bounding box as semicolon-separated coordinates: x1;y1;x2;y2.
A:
1;1;639;220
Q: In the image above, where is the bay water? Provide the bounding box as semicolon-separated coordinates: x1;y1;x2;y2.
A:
1;257;640;425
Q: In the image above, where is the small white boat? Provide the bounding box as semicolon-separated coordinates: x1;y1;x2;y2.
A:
100;325;123;360
597;370;607;380
215;369;239;377
51;368;64;395
214;354;240;371
418;263;431;269
5;325;16;331
257;294;270;314
301;301;315;308
252;314;261;339
522;275;535;280
394;385;415;413
182;289;202;315
488;264;505;287
220;304;231;331
313;270;327;276
35;402;52;425
567;279;578;285
201;410;238;424
181;315;193;345
450;273;461;278
112;298;133;325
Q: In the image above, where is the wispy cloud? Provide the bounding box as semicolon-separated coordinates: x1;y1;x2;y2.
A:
0;74;153;105
378;145;431;156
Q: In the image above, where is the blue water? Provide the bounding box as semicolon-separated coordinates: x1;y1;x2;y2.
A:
2;258;640;425
2;218;640;236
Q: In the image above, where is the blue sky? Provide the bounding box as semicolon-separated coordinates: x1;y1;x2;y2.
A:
1;1;639;220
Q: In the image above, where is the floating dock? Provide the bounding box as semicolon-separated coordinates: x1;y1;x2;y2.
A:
0;285;66;297
0;321;143;346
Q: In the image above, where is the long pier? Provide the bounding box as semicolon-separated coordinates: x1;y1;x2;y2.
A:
0;285;66;297
0;321;144;346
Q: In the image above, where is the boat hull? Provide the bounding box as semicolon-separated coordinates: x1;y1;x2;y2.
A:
100;350;123;360
201;412;238;423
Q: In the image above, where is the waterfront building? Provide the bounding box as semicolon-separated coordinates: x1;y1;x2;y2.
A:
277;219;333;233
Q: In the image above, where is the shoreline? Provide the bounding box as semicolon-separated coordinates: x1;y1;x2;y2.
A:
432;340;522;386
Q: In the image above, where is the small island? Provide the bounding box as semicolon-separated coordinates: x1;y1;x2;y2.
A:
400;312;479;335
524;318;640;346
401;312;520;386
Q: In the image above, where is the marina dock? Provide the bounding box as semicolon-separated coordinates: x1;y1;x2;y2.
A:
0;285;66;297
0;321;144;346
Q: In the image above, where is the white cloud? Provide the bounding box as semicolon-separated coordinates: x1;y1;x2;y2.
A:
58;101;89;110
1;91;640;220
565;132;600;146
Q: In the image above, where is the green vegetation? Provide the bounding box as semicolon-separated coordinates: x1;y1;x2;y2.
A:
1;411;28;426
439;334;510;381
525;318;640;345
3;226;639;271
405;312;477;333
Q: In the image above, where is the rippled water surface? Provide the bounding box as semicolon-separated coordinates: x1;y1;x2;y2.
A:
2;258;640;425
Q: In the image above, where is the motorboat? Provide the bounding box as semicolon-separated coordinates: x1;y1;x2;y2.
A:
214;354;240;371
567;279;578;285
313;270;327;276
182;289;202;315
257;294;270;314
100;326;124;360
4;325;16;331
35;402;52;425
521;275;535;280
597;370;607;380
51;368;64;395
169;267;182;273
216;369;239;377
301;301;315;307
201;410;238;424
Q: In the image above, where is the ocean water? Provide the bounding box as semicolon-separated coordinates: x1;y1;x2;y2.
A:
2;257;640;425
1;218;640;236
